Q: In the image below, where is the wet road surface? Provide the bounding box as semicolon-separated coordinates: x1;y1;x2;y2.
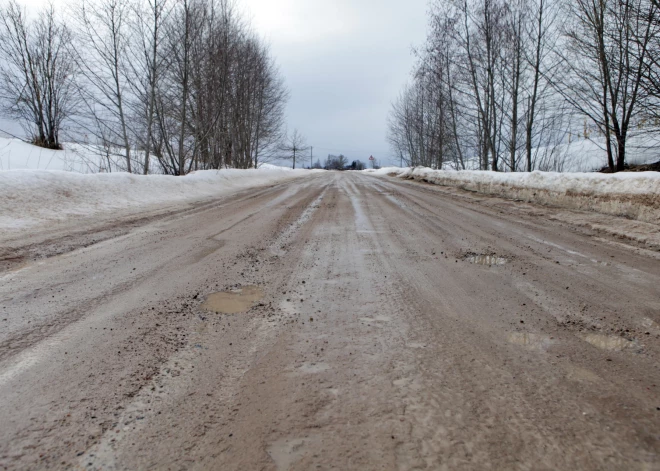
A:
1;172;659;470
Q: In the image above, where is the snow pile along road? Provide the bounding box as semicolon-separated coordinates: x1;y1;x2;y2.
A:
368;167;660;224
0;167;311;233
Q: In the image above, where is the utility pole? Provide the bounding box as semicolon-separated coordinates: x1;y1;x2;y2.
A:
310;146;313;169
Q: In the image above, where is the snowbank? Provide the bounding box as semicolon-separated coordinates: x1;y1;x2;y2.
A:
367;167;660;224
0;167;312;233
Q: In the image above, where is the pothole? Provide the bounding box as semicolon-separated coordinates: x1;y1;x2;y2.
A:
465;253;507;266
580;333;640;352
201;286;264;314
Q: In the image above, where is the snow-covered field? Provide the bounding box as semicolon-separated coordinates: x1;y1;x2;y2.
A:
0;136;299;172
369;167;660;224
0;137;112;173
539;134;659;172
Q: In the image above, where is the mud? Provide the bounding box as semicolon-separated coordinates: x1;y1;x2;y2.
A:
1;172;659;470
202;286;265;314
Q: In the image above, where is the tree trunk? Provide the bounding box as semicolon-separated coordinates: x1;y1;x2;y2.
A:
616;135;626;171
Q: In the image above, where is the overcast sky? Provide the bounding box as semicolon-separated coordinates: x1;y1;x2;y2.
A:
239;0;429;166
8;0;429;166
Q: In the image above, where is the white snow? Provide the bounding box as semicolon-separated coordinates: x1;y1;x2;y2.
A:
0;137;293;173
3;135;659;241
367;166;660;224
0;166;313;234
536;134;659;172
0;137;111;173
368;166;660;195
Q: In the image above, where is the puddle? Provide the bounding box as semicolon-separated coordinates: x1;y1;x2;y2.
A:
508;333;554;351
580;333;639;351
201;286;264;314
467;254;507;266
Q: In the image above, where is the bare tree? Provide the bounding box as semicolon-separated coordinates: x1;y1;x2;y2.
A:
559;0;658;172
0;1;77;149
524;0;560;171
129;0;171;174
0;0;288;173
388;0;574;174
71;0;134;171
145;0;288;174
460;0;508;171
250;45;288;168
325;154;348;170
281;129;308;169
150;0;204;176
387;86;417;167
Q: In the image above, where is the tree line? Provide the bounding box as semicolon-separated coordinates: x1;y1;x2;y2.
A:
388;0;660;172
0;0;289;174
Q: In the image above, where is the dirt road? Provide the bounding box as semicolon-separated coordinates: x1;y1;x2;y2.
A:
1;172;659;470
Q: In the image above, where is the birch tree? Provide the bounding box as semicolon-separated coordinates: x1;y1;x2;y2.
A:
0;1;77;149
129;0;170;174
72;0;135;171
560;0;658;171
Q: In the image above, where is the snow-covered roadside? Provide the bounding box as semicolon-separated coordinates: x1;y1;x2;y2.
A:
1;167;315;234
0;137;118;173
367;167;660;224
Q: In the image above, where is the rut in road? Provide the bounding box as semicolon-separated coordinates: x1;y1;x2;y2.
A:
0;172;659;470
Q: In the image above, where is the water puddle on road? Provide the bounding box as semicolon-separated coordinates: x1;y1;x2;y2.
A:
580;333;639;351
467;254;507;266
201;286;264;314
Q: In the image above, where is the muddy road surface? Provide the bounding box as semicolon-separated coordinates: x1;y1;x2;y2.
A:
1;172;659;470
